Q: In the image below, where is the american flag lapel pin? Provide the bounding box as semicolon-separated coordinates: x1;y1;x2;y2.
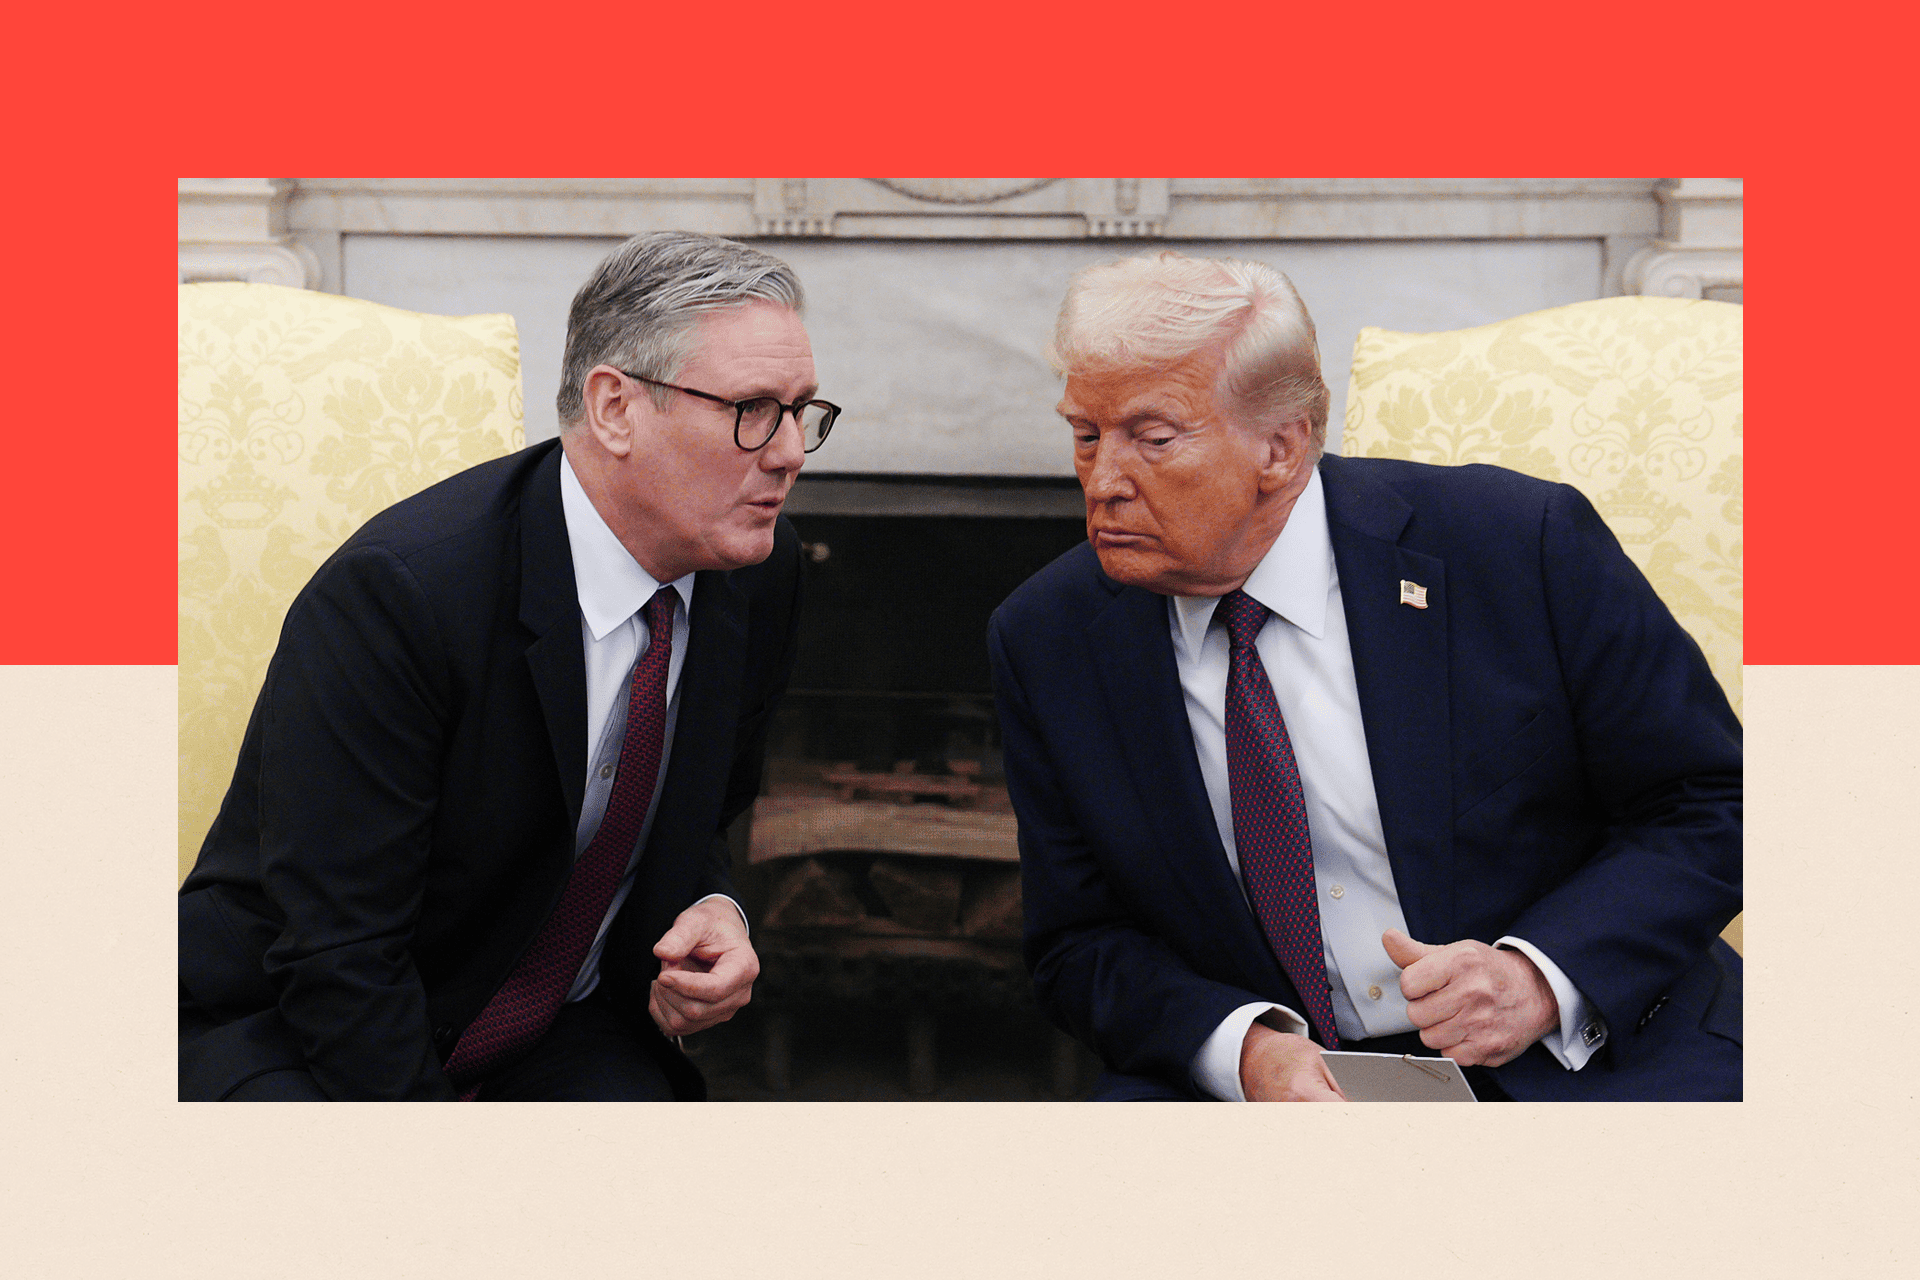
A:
1398;579;1428;609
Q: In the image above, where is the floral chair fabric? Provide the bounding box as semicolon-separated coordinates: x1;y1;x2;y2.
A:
1341;296;1742;716
1341;296;1743;953
179;283;525;883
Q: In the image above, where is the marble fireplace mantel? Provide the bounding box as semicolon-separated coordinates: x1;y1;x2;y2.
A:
179;178;1740;474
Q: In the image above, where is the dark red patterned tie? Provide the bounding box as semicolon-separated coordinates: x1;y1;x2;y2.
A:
444;586;678;1098
1220;589;1339;1049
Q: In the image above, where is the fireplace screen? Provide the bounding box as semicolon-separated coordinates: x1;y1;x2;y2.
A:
689;503;1098;1099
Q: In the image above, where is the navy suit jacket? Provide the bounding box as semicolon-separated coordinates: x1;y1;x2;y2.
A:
987;455;1742;1101
179;440;803;1100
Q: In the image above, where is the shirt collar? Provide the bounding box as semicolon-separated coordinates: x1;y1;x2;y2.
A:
1171;465;1331;649
560;451;694;640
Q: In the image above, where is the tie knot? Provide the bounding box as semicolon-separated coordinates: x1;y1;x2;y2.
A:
644;586;676;632
1219;589;1268;650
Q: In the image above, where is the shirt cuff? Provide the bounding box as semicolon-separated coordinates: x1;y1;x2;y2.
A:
1192;1002;1311;1101
1496;936;1605;1070
693;892;750;937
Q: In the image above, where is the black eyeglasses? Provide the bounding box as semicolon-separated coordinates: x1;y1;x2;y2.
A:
620;370;841;453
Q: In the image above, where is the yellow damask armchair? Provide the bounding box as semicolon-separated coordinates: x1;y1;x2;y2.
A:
179;283;525;884
1340;295;1743;951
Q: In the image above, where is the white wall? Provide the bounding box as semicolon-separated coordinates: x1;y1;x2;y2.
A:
341;234;1602;472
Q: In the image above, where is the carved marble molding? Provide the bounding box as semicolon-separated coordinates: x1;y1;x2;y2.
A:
263;177;1668;244
1619;178;1742;299
179;178;319;288
868;178;1057;204
1653;177;1742;245
178;242;320;287
750;178;1169;238
1621;245;1744;299
1168;178;1661;238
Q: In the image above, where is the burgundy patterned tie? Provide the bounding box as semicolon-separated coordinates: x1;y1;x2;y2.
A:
444;586;678;1098
1219;589;1339;1049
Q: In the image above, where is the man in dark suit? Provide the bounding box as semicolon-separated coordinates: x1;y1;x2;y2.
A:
180;231;841;1100
988;252;1741;1101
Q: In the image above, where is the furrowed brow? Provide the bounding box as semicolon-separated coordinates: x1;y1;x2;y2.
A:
1121;403;1188;429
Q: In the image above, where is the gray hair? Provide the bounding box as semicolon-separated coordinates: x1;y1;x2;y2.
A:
556;230;805;428
1048;250;1328;456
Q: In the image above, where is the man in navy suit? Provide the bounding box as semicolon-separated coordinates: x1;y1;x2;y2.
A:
988;252;1741;1101
180;232;839;1100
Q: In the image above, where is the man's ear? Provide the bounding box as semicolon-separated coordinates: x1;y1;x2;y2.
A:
581;365;640;459
1256;416;1315;495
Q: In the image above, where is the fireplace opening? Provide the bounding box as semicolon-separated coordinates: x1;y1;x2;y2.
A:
684;490;1106;1099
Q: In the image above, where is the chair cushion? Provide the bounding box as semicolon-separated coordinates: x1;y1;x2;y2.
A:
1342;296;1742;715
179;282;524;882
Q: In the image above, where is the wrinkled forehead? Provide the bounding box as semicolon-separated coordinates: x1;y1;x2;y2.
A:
690;299;810;347
1058;352;1226;422
685;301;816;382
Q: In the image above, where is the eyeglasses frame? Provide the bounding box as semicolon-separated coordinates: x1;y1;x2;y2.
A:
617;369;840;454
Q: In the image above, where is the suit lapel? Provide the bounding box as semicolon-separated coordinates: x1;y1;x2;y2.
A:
518;445;589;830
1084;579;1292;990
515;443;749;880
1320;455;1455;945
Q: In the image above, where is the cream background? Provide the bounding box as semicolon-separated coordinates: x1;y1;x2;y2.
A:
2;664;1908;1274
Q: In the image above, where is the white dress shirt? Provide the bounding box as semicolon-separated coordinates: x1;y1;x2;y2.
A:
559;453;745;1003
1178;468;1604;1100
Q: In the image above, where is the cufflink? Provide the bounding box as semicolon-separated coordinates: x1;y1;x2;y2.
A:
1581;1019;1605;1048
1399;579;1428;609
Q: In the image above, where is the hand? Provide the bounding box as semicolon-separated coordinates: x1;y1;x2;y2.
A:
1239;1022;1347;1102
649;898;759;1037
1381;928;1558;1067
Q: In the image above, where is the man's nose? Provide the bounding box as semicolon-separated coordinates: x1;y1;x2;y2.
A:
1082;434;1134;502
759;407;808;472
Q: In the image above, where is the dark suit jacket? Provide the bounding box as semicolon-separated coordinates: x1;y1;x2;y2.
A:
180;440;802;1100
987;455;1742;1101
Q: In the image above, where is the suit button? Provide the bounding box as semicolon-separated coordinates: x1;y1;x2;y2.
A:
433;1024;455;1047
